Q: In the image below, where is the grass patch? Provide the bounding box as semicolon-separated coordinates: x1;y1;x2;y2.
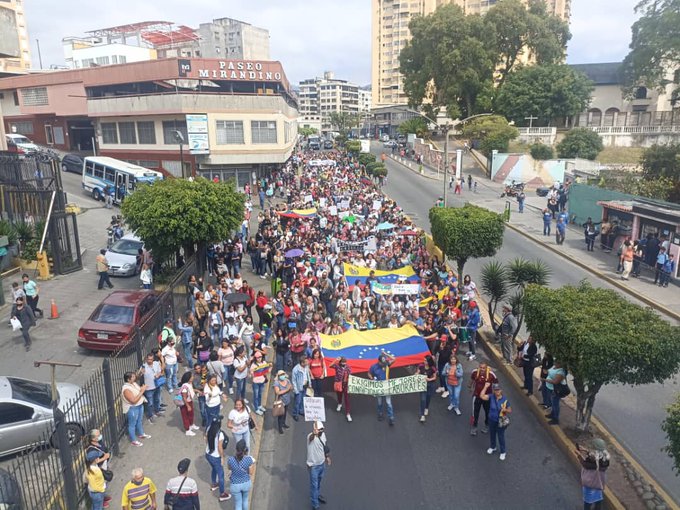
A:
507;141;530;154
596;147;644;165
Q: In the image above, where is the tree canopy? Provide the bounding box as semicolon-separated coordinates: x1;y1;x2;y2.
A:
663;393;680;475
461;115;519;156
429;204;505;276
495;65;593;126
328;112;359;135
639;143;680;202
398;117;429;138
298;126;318;137
121;177;244;262
400;0;570;121
622;0;680;98
524;281;680;430
556;128;603;160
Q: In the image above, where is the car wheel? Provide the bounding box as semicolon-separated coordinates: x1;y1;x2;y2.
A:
61;164;68;173
50;423;83;449
93;189;101;201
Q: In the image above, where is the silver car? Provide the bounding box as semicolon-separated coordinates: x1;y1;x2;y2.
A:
0;376;87;457
105;233;143;277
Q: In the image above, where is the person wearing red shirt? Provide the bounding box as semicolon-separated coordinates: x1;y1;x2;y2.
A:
468;362;498;436
308;348;327;397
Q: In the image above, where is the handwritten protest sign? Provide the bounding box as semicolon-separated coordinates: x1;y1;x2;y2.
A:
304;397;326;422
347;374;426;396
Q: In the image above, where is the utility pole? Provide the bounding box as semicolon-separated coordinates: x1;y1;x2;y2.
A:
443;124;451;207
36;39;43;69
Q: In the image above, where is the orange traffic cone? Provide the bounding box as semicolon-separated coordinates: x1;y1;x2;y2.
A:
49;299;59;320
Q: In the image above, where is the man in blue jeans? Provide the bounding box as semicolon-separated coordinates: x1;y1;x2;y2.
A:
307;420;331;510
291;356;310;421
369;353;395;426
142;354;164;422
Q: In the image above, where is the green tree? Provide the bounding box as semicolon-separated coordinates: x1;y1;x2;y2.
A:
298;126;318;137
398;117;429;138
480;261;509;330
429;204;505;276
621;0;680;98
329;112;359;136
640;143;680;181
524;281;680;431
556;128;603;160
461;115;519;156
484;0;571;87
495;65;593;125
345;140;362;154
530;143;554;160
663;394;680;474
505;258;551;341
121;178;244;263
400;4;495;120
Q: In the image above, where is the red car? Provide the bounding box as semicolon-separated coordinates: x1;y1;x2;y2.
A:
77;290;160;351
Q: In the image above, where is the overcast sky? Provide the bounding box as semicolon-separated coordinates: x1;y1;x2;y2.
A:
25;0;639;86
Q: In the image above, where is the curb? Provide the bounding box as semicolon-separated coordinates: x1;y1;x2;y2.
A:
503;222;680;323
475;329;628;510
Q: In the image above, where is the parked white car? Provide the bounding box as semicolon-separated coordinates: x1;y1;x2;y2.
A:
105;233;143;276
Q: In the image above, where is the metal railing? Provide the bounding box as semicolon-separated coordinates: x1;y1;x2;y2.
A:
0;255;198;508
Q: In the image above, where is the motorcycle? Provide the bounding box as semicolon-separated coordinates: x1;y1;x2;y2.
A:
500;181;525;198
106;216;124;248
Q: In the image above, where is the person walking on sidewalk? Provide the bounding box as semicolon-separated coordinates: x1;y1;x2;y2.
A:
443;353;463;415
480;383;512;461
227;439;255;510
11;297;36;352
121;468;157;510
369;353;396;426
556;216;566;245
330;357;352;422
178;371;200;437
163;458;200;510
620;241;634;280
22;273;43;317
517;191;525;213
121;372;149;446
469;362;497;436
542;209;552;236
468;174;473;191
204;416;231;502
496;304;517;364
96;249;114;290
307;420;331;510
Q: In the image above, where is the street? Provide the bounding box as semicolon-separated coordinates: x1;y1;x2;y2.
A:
378;149;680;503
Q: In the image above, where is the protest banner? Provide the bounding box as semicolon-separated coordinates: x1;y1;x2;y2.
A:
304;194;313;204
304;397;326;422
339;199;351;210
373;200;382;211
329;205;338;216
338;239;369;253
347;374;427;396
391;284;421;295
370;281;392;295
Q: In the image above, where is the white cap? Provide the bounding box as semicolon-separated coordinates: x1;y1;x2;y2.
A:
314;420;324;430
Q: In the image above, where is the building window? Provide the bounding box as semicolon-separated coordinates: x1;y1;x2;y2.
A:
136;121;156;144
95;56;110;66
112;55;118;64
20;87;48;106
101;123;118;144
118;122;137;144
162;120;188;144
119;55;126;64
12;91;19;106
216;120;244;144
10;121;33;135
635;87;648;100
251;121;277;144
82;58;95;68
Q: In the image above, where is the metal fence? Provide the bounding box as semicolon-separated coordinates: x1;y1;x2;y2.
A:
0;255;198;509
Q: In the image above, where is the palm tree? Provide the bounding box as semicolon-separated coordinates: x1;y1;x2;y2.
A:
480;260;509;330
506;258;552;340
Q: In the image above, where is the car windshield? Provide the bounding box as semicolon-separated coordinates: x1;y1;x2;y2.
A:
92;304;135;325
13;136;31;144
109;239;142;256
9;378;52;408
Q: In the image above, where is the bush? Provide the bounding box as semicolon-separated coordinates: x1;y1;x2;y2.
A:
0;220;18;245
365;162;382;176
556;128;603;160
358;153;377;166
372;165;388;178
345;140;362;154
530;143;554;160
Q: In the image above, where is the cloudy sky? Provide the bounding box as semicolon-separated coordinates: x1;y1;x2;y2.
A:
25;0;639;86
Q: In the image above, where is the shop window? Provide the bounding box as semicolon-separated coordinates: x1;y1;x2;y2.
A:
136;122;156;144
101;123;118;144
162;121;188;145
118;122;136;144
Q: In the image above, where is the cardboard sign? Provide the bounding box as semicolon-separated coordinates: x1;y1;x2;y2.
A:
347;374;427;396
373;200;382;211
329;206;338;216
391;284;421;295
304;194;313;204
304;397;326;422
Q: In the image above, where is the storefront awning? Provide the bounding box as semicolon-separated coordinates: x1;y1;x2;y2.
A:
597;200;634;213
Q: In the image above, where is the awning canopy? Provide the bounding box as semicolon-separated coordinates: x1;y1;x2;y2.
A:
597;200;634;213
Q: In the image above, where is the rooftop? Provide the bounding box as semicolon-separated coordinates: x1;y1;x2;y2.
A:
569;62;622;86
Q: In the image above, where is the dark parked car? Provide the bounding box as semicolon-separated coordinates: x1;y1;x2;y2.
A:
77;290;160;351
536;186;550;197
60;153;84;174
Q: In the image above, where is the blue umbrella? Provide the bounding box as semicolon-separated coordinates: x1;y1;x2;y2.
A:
285;248;304;258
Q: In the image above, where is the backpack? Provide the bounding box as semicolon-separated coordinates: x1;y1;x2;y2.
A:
157;327;172;347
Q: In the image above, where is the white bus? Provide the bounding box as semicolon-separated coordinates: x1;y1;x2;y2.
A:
82;157;163;205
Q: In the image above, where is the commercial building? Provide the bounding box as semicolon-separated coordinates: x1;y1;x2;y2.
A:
298;71;362;131
63;18;270;68
0;57;298;187
0;0;30;73
371;0;571;107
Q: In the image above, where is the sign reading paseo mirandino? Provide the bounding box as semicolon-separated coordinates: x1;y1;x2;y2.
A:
185;59;284;82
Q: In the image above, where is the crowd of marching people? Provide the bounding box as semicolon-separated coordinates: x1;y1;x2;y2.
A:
82;144;607;510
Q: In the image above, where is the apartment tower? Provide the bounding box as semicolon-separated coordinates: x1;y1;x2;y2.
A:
0;0;31;73
371;0;571;106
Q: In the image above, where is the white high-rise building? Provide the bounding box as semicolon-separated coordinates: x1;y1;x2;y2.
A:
299;71;361;131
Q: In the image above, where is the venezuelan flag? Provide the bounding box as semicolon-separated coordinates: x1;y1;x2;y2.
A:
419;286;450;307
276;208;318;219
342;263;420;285
321;325;429;375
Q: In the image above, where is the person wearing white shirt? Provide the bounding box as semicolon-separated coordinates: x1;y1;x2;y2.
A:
233;348;249;403
227;398;251;451
161;340;179;393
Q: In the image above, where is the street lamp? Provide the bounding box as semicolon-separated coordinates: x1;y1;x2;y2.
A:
173;130;186;179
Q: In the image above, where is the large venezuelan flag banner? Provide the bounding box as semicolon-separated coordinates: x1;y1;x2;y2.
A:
321;325;429;375
276;208;318;219
342;263;420;285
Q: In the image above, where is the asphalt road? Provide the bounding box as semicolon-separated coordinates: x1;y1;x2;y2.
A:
378;150;680;503
252;369;580;510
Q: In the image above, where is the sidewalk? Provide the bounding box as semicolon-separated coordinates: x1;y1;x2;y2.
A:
386;150;680;321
